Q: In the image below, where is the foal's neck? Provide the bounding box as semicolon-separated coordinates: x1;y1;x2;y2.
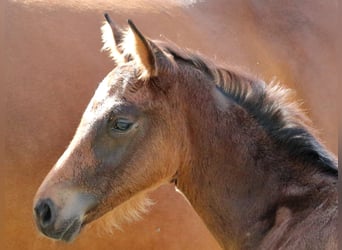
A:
175;82;336;249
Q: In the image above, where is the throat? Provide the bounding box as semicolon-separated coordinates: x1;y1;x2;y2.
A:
176;156;280;249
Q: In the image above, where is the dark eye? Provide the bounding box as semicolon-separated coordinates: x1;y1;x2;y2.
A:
111;118;133;132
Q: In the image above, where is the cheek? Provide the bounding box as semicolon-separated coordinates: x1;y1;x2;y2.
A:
91;125;144;177
128;129;179;182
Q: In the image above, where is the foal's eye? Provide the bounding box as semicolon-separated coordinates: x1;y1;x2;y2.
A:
111;118;133;132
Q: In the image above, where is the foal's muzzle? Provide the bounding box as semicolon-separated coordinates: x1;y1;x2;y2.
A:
33;187;98;242
34;198;82;242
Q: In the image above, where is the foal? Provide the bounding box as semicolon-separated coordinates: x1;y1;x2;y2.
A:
34;15;338;249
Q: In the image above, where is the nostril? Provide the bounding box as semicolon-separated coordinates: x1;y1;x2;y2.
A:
34;199;56;228
41;203;51;225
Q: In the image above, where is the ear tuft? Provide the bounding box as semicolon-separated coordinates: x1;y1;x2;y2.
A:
124;19;157;78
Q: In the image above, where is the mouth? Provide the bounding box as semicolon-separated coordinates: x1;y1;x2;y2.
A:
59;219;83;242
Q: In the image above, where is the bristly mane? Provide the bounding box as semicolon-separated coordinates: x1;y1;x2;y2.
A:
156;43;338;176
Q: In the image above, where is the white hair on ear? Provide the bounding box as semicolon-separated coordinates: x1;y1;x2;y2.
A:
119;27;135;61
101;22;124;63
119;27;155;79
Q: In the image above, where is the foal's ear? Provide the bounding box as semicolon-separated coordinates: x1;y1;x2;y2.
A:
101;13;125;64
125;20;157;78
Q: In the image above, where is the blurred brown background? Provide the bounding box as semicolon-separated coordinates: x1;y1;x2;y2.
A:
1;0;338;249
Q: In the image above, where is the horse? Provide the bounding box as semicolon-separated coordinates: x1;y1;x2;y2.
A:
33;14;338;249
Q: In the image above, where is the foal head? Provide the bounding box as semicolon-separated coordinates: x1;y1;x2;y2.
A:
33;16;192;241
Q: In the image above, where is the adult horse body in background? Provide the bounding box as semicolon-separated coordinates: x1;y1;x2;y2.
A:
3;0;339;249
33;14;338;249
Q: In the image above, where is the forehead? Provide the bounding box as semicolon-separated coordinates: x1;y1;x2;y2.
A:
94;64;139;101
84;63;148;119
98;64;138;98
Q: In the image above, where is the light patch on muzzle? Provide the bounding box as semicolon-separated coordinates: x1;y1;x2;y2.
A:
56;192;97;228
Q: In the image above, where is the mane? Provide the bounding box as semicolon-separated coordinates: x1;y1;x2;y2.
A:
157;43;338;176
